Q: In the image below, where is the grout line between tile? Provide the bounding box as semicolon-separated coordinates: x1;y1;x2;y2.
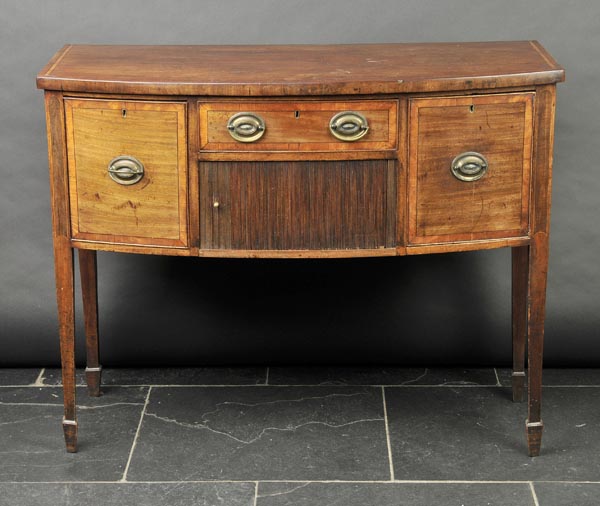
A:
120;386;152;483
0;383;506;388
529;482;541;506
493;368;501;386
4;382;600;389
253;481;259;506
265;367;270;386
32;368;46;387
541;385;600;388
381;386;395;481
5;479;591;485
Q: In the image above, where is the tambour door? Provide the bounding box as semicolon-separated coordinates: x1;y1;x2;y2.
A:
408;93;534;245
65;99;188;248
200;160;397;252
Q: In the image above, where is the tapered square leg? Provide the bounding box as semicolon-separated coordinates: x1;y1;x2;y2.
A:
85;366;102;397
525;232;549;457
511;246;529;403
523;84;556;457
62;418;78;453
79;249;102;397
55;238;78;453
526;419;544;457
46;90;78;452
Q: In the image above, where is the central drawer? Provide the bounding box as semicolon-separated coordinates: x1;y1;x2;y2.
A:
199;100;398;152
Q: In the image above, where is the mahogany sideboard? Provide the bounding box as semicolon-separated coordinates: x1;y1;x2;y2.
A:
37;42;564;456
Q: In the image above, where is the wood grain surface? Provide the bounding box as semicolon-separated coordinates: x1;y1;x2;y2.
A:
65;99;188;248
408;93;534;244
199;100;397;151
38;42;563;455
37;42;564;96
200;160;396;251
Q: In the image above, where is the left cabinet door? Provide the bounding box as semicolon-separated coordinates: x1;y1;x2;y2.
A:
65;99;188;248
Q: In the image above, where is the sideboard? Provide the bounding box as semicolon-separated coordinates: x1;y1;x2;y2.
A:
37;42;564;456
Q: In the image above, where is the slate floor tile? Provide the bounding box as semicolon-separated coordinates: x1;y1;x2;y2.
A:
42;367;267;386
0;482;256;506
127;386;389;481
0;386;147;481
0;369;42;386
257;482;535;506
386;386;600;481
497;368;600;387
534;482;600;506
269;367;498;386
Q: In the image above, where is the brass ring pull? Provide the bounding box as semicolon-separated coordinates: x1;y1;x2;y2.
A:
329;111;369;141
227;112;266;142
107;155;144;185
450;152;489;182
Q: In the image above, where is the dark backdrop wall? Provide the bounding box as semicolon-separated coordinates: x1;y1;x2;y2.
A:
1;0;598;367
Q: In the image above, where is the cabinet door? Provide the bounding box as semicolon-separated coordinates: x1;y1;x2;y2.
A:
65;99;188;248
200;160;396;251
408;93;534;245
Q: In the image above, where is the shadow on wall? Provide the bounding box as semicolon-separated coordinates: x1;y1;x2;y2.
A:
88;249;508;367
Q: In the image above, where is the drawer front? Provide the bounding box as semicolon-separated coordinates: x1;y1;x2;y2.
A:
408;93;534;244
199;100;398;151
200;160;397;251
65;99;188;247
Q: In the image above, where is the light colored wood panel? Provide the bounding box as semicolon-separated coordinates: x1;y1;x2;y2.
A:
65;99;188;247
72;240;192;256
408;93;534;245
199;100;397;151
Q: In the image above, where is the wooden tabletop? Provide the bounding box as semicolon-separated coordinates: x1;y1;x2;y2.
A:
37;41;564;96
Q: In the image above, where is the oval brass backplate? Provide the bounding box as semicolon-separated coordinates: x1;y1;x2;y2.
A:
107;155;144;185
450;152;489;182
227;112;266;143
329;111;369;142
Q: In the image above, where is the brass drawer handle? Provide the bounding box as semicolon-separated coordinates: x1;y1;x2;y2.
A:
107;155;144;185
227;112;266;142
329;111;369;141
450;152;489;182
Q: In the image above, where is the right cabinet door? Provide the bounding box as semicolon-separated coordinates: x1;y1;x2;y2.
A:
408;93;534;245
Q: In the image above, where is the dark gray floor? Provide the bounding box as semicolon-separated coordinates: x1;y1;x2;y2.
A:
1;367;599;505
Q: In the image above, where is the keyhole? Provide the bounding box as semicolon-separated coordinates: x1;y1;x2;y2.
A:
294;111;300;119
469;104;475;113
122;109;127;118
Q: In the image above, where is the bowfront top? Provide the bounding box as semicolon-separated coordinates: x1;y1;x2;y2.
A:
37;41;564;96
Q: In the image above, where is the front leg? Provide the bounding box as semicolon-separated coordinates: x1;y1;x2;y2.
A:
79;249;102;397
525;84;556;457
54;238;78;452
46;90;78;452
526;232;549;457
